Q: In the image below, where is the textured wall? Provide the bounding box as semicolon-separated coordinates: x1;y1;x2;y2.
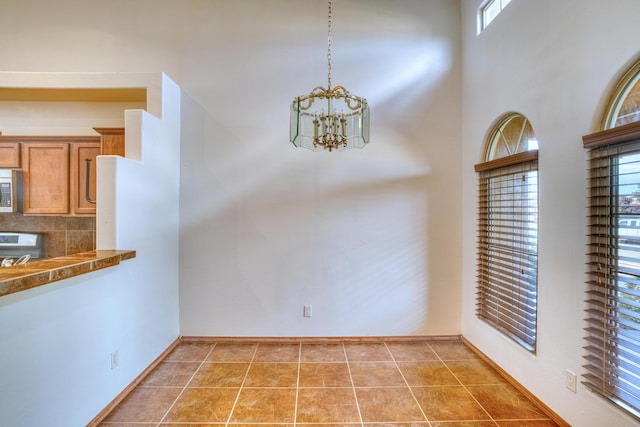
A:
177;0;462;337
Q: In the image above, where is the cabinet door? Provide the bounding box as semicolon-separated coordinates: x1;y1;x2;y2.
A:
21;142;70;214
0;142;20;168
70;142;101;215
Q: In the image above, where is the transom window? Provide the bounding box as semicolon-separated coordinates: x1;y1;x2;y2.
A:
478;0;512;34
475;113;539;352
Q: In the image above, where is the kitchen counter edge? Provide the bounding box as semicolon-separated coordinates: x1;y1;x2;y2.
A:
0;250;136;298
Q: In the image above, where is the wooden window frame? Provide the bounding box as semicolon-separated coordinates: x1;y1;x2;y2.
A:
583;119;640;420
601;57;640;129
475;149;539;352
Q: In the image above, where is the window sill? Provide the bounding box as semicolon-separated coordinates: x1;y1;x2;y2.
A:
0;250;136;298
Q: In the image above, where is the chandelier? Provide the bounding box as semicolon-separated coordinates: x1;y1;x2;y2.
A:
290;0;370;152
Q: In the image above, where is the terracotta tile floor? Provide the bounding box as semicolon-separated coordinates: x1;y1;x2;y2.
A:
99;340;560;426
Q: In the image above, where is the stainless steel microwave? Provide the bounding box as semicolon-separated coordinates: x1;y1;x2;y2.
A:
0;169;22;213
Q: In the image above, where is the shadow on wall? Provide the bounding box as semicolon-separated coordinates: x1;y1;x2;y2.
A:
175;0;460;335
177;89;462;336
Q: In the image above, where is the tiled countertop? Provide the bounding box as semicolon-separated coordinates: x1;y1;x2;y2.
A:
0;250;136;298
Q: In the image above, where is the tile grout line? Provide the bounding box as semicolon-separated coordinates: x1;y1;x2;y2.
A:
155;343;218;427
384;342;433;427
343;343;365;427
101;341;558;426
425;341;498;426
293;343;302;427
224;343;259;427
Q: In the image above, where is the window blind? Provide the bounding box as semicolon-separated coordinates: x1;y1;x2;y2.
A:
584;126;640;418
475;151;538;352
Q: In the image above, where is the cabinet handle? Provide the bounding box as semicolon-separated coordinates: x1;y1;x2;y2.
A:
85;158;96;205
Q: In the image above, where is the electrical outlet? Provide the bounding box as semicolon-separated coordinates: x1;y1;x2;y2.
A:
303;305;312;317
565;369;577;393
110;351;119;369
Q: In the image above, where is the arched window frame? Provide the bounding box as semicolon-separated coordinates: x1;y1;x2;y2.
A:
602;57;640;129
482;112;539;161
475;113;539;352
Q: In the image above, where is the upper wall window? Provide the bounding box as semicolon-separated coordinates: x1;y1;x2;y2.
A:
475;113;539;352
478;0;512;34
603;57;640;129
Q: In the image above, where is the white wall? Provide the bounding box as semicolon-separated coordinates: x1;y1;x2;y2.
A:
0;100;144;136
0;72;181;426
178;0;462;337
461;0;640;425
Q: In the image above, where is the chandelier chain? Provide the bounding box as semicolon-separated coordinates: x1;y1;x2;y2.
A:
327;0;332;90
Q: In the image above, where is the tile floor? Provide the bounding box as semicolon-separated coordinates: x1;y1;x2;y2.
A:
98;340;560;426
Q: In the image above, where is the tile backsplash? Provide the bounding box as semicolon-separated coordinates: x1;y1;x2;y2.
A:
0;213;95;258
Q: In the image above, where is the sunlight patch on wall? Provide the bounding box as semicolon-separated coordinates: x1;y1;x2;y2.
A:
351;38;452;111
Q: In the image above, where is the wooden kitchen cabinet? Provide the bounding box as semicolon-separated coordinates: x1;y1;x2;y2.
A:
0;142;20;168
21;142;70;214
19;136;102;215
70;142;101;215
94;127;125;156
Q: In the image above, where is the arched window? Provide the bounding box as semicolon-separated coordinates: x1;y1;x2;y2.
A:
583;56;640;418
484;113;538;160
602;57;640;129
475;113;539;352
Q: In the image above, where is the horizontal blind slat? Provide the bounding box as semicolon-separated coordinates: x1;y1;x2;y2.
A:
584;134;640;417
476;157;538;352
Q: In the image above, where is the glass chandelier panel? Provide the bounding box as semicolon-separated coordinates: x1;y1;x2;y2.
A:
289;0;370;152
